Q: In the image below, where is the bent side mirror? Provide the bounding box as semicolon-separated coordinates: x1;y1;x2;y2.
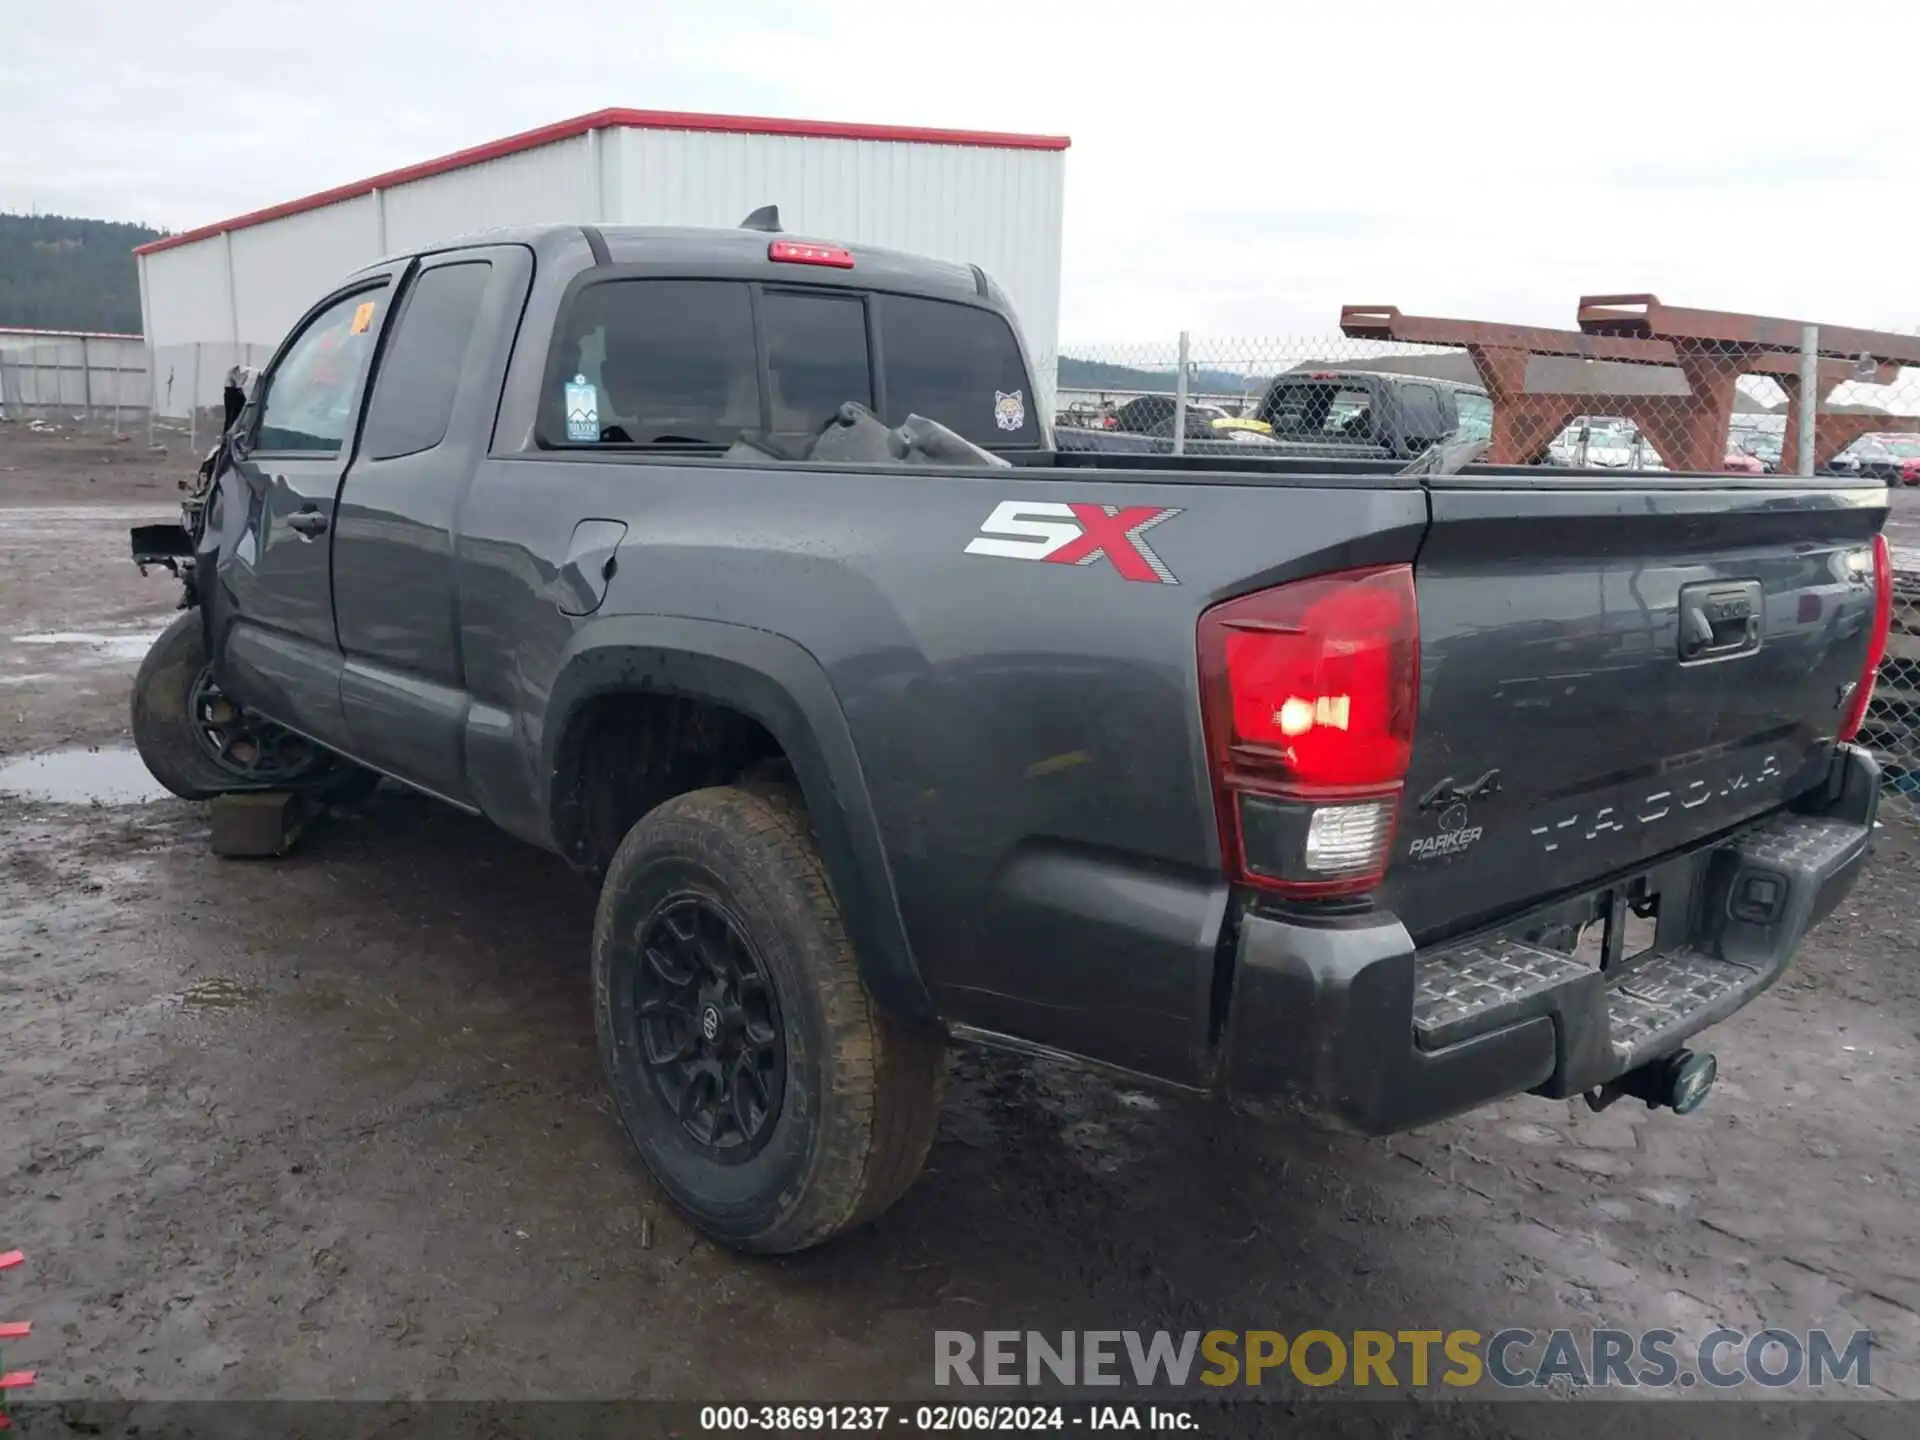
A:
222;365;261;433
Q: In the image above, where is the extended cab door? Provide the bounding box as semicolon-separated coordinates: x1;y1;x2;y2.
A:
217;271;400;747
330;245;533;803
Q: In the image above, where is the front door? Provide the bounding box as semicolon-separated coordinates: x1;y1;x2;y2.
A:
217;273;399;747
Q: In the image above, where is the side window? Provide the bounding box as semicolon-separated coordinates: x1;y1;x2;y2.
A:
1323;386;1374;437
1260;383;1316;434
361;262;491;460
1261;381;1372;438
544;280;758;446
877;295;1039;447
255;285;388;454
763;290;871;435
1398;384;1444;441
1453;390;1494;443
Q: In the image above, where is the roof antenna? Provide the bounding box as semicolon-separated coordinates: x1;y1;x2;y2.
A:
740;205;782;233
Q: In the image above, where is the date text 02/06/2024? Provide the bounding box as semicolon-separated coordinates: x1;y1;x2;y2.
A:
697;1405;1193;1432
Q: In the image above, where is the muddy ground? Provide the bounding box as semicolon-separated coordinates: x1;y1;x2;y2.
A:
2;424;1919;1434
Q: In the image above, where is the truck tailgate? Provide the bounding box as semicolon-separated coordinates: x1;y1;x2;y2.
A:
1383;478;1887;944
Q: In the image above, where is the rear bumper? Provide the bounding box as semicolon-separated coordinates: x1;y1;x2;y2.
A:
1221;743;1879;1132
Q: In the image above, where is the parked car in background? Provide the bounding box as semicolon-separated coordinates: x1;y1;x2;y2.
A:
1722;450;1767;476
1070;372;1492;463
1547;420;1666;470
1253;369;1493;460
1728;425;1784;473
1112;397;1232;433
1059;395;1284;455
1830;432;1920;485
1055;402;1115;431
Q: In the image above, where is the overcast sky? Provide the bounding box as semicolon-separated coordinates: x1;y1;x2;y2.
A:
3;0;1917;345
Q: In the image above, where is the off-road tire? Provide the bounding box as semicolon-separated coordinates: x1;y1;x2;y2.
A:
130;611;375;801
131;612;249;800
593;784;945;1253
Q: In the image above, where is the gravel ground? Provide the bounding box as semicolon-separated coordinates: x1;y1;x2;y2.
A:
2;425;1917;1435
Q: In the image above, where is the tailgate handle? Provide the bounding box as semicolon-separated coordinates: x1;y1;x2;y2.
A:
1678;580;1762;662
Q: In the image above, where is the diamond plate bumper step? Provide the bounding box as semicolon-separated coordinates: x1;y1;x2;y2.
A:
1605;950;1758;1068
1412;941;1593;1051
1411;808;1873;1074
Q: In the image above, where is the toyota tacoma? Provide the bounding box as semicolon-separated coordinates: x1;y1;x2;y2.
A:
130;217;1891;1252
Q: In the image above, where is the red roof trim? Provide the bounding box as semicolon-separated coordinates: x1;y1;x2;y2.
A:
0;324;144;340
134;107;1071;256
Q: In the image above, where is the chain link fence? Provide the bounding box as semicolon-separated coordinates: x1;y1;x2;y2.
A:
0;339;275;453
1054;320;1920;820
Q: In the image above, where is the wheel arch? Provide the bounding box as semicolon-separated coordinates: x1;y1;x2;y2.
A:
543;615;932;1022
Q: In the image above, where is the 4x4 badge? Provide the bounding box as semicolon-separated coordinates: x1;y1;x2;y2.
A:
1418;768;1502;810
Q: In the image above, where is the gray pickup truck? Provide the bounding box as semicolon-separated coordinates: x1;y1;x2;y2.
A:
131;219;1891;1253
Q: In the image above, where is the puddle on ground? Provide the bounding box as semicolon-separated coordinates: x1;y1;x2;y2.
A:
13;628;165;661
173;977;263;1011
0;747;172;805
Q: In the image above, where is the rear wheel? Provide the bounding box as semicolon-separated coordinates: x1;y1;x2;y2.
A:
131;612;366;800
592;785;945;1253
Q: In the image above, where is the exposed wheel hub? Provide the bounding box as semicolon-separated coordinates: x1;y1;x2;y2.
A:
633;895;786;1162
187;666;321;785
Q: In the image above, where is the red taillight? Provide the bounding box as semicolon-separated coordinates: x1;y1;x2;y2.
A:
768;240;854;268
1837;534;1892;742
1198;565;1419;897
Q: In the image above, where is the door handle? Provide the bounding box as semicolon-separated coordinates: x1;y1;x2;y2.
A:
1677;580;1762;661
287;507;330;539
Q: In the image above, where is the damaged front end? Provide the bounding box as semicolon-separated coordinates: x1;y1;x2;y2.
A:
130;365;258;608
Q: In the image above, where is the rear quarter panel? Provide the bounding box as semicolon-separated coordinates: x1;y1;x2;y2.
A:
455;456;1425;1082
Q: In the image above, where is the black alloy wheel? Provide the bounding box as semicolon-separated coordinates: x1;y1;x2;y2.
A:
633;894;786;1161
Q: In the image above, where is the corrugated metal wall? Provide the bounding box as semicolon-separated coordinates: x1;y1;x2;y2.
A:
230;196;381;345
609;129;1064;399
384;137;596;253
139;121;1066;408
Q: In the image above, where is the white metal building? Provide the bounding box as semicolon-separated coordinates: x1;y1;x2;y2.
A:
136;107;1070;414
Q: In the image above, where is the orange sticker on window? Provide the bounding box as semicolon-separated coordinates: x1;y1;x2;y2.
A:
350;301;376;335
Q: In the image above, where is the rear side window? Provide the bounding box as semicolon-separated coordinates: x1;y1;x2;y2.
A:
763;290;872;435
546;280;760;446
361;262;491;460
539;279;1033;452
1262;381;1374;439
1398;384;1444;442
1453;390;1493;443
877;295;1039;446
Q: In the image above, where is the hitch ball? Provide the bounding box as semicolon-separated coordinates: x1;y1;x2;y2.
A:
1661;1050;1717;1115
1586;1048;1718;1116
